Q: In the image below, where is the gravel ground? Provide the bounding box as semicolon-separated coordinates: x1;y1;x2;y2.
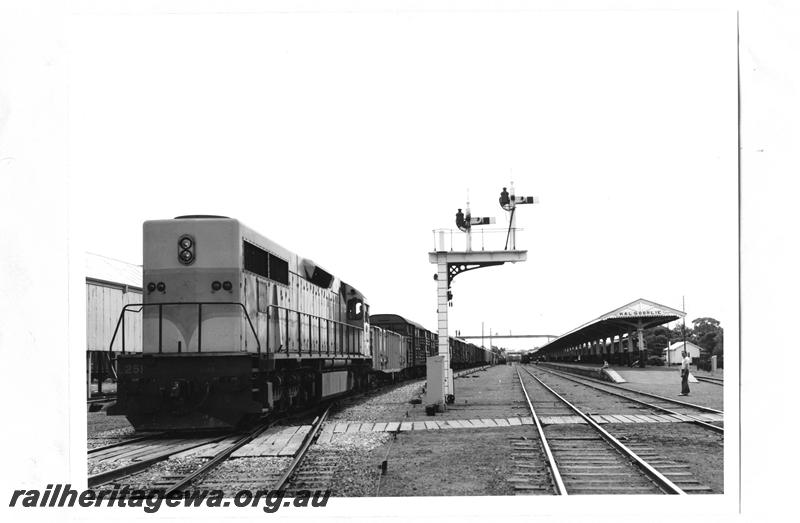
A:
88;409;135;438
315;432;392;496
325;365;537;496
420;365;526;421
87;427;140;451
91;456;209;490
330;380;425;422
195;456;292;494
330;366;521;424
87;408;146;451
373;426;534;496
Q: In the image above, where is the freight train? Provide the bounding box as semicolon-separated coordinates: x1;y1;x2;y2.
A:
108;216;495;431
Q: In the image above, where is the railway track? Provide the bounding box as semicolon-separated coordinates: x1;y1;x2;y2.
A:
87;394;117;404
88;433;234;488
514;366;714;495
174;405;332;495
694;375;724;386
89;407;332;493
273;405;332;493
87;394;118;412
509;369;562;495
88;433;165;456
528;365;723;434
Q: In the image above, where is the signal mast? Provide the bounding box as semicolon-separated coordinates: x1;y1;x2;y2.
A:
427;182;538;410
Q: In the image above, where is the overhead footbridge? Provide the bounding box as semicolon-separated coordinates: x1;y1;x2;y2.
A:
533;298;685;368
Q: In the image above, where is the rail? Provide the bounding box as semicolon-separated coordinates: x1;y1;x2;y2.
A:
515;367;567;495
273;404;332;491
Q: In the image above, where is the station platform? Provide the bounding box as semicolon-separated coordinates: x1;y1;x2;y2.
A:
613;366;697;384
533;362;724;411
538;361;705;384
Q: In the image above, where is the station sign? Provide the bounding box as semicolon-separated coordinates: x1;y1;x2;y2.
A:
607;299;681;319
612;309;669;318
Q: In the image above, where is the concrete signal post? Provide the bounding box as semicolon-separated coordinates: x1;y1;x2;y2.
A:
427;184;538;411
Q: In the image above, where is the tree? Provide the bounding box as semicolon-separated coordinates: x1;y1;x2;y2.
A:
691;317;723;356
644;326;671;354
668;324;692;344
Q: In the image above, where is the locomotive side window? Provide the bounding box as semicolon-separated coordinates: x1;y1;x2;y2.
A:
309;267;333;289
243;241;289;285
243;241;268;278
347;298;364;320
268;254;289;285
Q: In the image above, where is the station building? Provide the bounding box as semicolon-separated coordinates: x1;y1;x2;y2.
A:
663;340;702;365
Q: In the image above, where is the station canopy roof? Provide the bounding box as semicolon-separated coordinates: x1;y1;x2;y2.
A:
536;298;685;354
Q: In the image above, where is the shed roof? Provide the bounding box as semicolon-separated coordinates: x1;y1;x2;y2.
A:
665;341;703;351
86;252;142;289
370;313;430;333
536;298;685;355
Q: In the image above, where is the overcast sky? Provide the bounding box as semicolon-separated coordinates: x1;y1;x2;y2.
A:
71;8;738;351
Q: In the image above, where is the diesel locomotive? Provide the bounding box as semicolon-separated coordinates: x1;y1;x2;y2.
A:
108;216;495;431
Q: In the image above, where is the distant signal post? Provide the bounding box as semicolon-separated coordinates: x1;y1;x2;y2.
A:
427;183;538;410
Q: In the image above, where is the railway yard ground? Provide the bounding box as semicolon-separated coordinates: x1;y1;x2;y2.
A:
88;363;724;497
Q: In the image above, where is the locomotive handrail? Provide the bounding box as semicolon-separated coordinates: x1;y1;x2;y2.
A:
107;305;143;355
108;302;261;355
263;303;365;357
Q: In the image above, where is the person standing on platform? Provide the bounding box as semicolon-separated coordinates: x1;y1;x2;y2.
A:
679;350;691;396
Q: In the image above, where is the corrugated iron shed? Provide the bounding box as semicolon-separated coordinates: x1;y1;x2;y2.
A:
85;252;142;290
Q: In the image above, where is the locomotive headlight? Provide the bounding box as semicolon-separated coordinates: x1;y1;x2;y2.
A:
147;282;156;293
178;235;195;265
157;282;166;292
211;281;222;291
222;281;232;291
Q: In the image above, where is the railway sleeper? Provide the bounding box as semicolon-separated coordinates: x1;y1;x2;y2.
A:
564;472;638;476
569;486;660;493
